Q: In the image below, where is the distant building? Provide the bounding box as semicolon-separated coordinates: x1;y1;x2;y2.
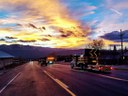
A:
0;51;14;69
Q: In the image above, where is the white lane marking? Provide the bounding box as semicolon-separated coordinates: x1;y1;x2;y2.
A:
0;72;21;94
43;70;76;96
72;69;128;82
29;61;33;65
98;74;128;82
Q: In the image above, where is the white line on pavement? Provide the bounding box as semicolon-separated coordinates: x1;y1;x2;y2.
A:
43;70;76;96
72;69;128;82
98;74;128;82
0;72;21;94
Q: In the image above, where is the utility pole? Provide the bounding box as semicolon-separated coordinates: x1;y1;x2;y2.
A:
120;29;124;64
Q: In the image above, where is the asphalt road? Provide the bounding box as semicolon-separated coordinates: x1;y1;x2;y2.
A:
0;61;128;96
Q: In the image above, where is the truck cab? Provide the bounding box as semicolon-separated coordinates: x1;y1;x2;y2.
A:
71;54;86;69
46;56;55;64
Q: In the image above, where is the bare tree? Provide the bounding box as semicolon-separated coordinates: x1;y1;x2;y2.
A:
88;39;104;50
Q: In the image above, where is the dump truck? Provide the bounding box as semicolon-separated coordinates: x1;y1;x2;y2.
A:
71;49;112;72
46;56;55;64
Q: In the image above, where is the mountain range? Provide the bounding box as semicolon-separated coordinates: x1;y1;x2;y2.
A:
0;44;84;59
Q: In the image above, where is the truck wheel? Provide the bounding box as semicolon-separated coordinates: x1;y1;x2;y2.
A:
80;64;84;70
71;64;74;69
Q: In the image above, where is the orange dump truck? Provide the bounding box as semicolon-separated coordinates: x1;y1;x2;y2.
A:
46;56;55;64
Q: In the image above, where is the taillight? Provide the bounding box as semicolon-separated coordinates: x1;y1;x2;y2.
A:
110;67;113;70
98;67;101;70
99;67;103;70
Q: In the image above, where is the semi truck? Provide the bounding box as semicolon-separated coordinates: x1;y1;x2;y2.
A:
71;49;112;72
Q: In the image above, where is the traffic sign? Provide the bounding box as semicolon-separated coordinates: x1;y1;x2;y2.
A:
84;49;99;57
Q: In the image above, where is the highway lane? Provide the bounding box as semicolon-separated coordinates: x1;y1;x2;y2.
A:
0;63;26;92
44;63;128;96
1;61;128;96
0;61;71;96
56;62;128;80
105;70;128;80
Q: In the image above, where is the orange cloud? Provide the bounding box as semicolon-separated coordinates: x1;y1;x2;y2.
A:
0;0;90;48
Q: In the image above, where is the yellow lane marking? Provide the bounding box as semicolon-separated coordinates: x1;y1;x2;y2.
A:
44;70;76;96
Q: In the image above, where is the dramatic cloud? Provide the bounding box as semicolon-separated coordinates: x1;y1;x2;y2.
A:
40;38;50;41
0;0;128;48
19;40;36;43
85;5;97;11
0;38;5;41
5;36;17;39
110;8;122;16
0;0;91;48
28;23;38;29
101;30;128;42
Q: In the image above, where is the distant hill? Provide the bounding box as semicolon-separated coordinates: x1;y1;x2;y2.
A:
0;44;84;59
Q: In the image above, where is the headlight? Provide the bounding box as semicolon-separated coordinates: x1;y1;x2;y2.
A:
49;61;53;64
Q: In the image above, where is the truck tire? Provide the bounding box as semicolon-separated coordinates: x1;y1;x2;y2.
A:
71;64;74;69
80;64;84;70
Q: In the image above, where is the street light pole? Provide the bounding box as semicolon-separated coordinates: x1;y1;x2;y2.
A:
120;29;123;63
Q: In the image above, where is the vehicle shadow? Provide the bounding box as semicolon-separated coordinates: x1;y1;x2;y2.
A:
72;67;112;74
87;69;112;74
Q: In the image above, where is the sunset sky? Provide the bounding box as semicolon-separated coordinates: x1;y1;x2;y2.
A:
0;0;128;49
